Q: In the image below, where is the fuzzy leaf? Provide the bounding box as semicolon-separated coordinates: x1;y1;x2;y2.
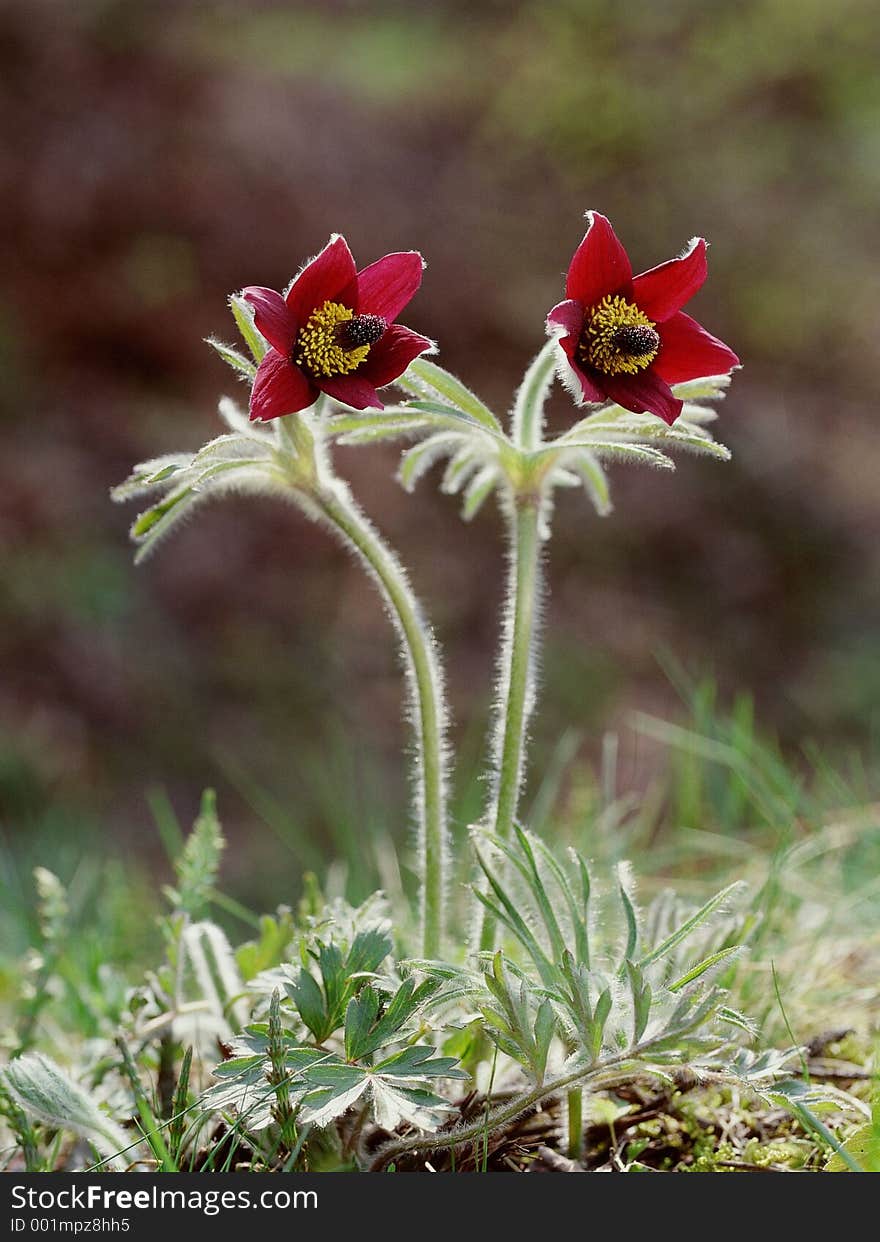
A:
533;999;556;1082
1;1054;130;1171
670;374;732;402
206;337;257;380
166;789;224;919
617;862;640;962
229;294;267;363
399;432;467;491
553;441;676;470
461;465;498;520
131;485;205;564
638;883;744;970
334;416;434;445
111;454;195;503
566;449;612;516
668;945;742;993
441;446;481;495
397;358;501;431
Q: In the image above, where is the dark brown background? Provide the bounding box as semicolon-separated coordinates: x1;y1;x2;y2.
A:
2;0;878;901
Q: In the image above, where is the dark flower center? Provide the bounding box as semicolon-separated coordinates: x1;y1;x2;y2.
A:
611;324;660;357
294;303;386;377
578;294;660;376
335;314;387;350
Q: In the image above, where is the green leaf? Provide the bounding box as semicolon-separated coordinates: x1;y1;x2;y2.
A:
236;909;296;981
512;341;558;449
216;396;272;440
399;432;466;491
825;1121;880;1173
533;1000;556;1082
617;862;640;962
658;430;730;459
367;1079;455;1132
565;449;612;517
229;294;267;363
625;961;652;1042
474;848;556;984
592;987;613;1057
206;336;257;380
344;985;381;1061
670;373;732;401
345;927;393;978
111;454;195;503
461;465;498;521
771;1081;864;1173
373;1045;466;1080
286;968;328;1042
511;826;567;965
441;446;481;495
315;941;347;1028
299;1067;369;1128
398;398;501;435
131;485;204;564
638;883;743;970
167;789;225;919
333;416;434;445
1;1054;130;1171
551;441;676;470
397;358;501;431
677;402;720;425
668;946;743;993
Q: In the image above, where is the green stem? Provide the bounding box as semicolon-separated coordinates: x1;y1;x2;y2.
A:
369;1056;635;1171
567;1087;583;1161
479;497;543;950
369;1006;730;1171
312;471;448;959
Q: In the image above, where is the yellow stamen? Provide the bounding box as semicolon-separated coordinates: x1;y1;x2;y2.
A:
579;294;659;376
295;301;371;378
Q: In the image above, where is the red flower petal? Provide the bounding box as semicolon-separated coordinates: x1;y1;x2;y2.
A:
547;300;605;403
358;324;433;387
319;375;383;411
546;298;585;338
565;212;632;306
601;371;683;425
654;311;740;384
632;238;707;323
285;235;358;322
241;286;297;354
567;360;607;404
347;251;425;322
249;350;317;422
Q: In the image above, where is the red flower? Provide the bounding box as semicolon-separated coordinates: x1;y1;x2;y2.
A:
547;213;739;426
242;235;433;421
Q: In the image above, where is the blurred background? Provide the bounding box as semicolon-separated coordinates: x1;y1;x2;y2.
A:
1;0;879;913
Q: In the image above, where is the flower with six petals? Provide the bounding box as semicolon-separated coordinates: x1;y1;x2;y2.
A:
547;212;739;425
243;235;433;422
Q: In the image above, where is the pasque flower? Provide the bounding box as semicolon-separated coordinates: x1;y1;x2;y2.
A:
242;235;433;421
547;212;739;425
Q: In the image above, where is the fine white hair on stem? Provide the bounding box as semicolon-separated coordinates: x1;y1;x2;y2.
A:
488;496;546;811
474;491;548;952
305;437;451;959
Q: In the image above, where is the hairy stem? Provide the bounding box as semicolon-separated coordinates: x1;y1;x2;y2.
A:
479;497;543;950
368;1056;635;1171
308;460;449;959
